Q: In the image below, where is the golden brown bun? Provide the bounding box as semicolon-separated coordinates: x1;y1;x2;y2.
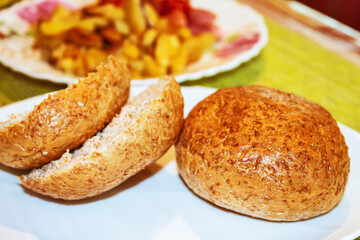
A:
21;77;184;200
176;85;350;221
0;56;130;169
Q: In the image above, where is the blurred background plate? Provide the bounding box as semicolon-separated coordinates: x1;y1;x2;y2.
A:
0;0;268;86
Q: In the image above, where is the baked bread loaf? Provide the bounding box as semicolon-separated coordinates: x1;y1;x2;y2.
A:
176;85;350;221
0;56;130;169
21;76;184;200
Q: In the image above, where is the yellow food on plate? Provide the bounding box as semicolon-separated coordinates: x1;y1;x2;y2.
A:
29;0;218;79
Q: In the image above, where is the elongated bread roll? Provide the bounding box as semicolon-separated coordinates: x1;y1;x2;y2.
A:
176;85;350;221
21;76;184;200
0;56;130;169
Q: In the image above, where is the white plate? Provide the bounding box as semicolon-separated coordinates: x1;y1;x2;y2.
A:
0;0;268;86
0;86;359;240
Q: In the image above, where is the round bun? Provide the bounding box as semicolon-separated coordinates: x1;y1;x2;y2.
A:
21;77;184;200
176;85;350;221
0;56;130;169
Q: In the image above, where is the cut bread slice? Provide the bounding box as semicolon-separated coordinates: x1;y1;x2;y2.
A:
0;56;130;169
21;76;184;200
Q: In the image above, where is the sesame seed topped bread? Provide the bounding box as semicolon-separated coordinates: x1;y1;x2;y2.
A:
0;56;131;169
176;85;350;221
21;76;184;200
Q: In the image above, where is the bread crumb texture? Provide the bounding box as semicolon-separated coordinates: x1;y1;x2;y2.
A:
0;56;131;169
21;76;184;200
176;85;350;221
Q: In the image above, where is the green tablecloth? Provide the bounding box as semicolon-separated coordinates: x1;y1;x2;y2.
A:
1;19;360;132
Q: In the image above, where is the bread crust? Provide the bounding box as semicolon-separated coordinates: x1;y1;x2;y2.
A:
0;56;130;169
176;85;350;221
21;77;184;200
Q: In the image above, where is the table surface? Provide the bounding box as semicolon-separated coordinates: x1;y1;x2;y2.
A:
0;0;359;239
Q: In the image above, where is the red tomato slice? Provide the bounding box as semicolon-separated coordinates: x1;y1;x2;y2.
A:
162;0;190;14
188;23;212;35
99;0;123;6
147;0;190;15
166;9;188;28
187;8;216;27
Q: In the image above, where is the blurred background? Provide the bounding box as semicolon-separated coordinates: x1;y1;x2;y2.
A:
297;0;360;31
0;0;359;31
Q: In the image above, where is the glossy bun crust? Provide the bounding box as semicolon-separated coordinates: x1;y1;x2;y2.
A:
176;85;350;221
